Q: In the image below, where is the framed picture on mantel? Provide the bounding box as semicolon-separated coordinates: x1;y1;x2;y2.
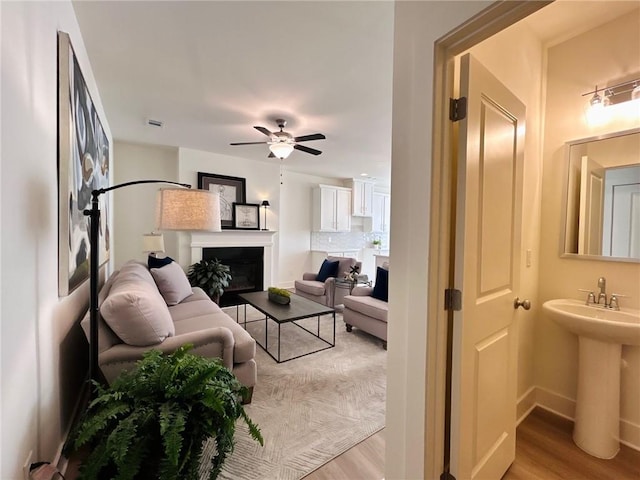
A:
232;203;260;230
198;172;246;229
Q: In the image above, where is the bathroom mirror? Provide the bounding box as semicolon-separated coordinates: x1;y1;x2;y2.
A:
562;129;640;262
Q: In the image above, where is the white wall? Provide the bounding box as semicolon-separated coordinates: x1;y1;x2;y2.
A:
1;2;112;478
176;148;281;275
278;170;344;288
112;142;349;289
538;11;640;444
113;141;179;268
388;2;492;478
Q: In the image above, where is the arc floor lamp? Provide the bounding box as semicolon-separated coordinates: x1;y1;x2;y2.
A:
85;180;221;385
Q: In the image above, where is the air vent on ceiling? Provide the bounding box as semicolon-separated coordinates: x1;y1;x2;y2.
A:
146;118;164;128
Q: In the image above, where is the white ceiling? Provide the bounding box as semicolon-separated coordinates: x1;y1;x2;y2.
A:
72;1;638;186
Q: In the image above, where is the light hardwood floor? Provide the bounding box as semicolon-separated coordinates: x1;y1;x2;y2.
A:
303;408;640;480
65;408;640;479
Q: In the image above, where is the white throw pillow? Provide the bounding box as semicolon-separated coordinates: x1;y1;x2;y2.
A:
100;262;175;346
150;261;193;306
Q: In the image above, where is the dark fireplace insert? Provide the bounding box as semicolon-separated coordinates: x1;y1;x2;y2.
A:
202;247;264;307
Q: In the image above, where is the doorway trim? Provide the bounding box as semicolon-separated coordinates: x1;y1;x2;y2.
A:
425;1;551;478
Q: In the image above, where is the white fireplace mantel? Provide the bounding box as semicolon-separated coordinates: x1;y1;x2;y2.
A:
190;230;277;287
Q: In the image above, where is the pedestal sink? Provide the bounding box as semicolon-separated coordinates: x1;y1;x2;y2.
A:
542;299;640;459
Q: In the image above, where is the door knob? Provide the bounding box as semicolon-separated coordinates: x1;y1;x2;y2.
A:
514;297;531;310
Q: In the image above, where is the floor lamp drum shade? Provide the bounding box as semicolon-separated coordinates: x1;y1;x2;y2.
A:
156;188;222;231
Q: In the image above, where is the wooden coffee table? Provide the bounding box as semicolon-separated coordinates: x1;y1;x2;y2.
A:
239;291;336;363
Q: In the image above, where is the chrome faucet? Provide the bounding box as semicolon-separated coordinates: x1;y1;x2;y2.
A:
597;277;607;306
578;277;626;310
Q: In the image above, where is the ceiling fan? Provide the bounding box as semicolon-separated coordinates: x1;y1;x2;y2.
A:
230;119;326;159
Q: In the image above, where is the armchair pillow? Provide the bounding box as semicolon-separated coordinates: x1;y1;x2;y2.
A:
316;259;339;282
150;261;193;306
371;267;389;302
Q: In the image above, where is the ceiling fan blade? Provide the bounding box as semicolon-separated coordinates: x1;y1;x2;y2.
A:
254;126;273;137
268;152;275;158
294;133;326;142
230;141;268;145
294;144;322;156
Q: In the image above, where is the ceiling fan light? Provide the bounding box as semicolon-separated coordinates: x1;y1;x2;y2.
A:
269;142;294;159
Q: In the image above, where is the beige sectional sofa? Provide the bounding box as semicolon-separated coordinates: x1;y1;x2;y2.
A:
81;260;256;400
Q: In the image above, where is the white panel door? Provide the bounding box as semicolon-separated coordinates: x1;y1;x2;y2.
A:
451;54;525;480
602;165;640;258
578;156;604;255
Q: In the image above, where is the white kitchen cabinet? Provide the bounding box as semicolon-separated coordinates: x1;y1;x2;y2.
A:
349;179;375;217
372;192;391;233
313;185;352;232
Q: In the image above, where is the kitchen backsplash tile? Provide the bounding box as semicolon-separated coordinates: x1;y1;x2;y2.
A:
311;231;389;251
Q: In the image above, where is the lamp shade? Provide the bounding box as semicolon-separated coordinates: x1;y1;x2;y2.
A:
142;232;165;253
156;188;221;231
261;200;270;207
269;142;294;159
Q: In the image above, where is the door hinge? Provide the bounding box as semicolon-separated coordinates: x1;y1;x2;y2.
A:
444;288;462;311
449;97;467;122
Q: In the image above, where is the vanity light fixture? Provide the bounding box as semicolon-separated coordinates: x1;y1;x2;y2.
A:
583;78;640;107
589;86;603;107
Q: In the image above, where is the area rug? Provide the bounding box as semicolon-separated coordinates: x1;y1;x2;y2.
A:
205;306;387;480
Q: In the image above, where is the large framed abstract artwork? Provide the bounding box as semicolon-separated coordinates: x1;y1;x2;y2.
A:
197;172;246;229
58;32;110;296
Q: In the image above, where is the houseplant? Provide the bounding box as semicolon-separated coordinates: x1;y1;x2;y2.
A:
187;258;232;304
267;286;291;305
71;345;263;480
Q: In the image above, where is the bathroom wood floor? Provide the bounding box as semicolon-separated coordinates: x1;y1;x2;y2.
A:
304;407;640;480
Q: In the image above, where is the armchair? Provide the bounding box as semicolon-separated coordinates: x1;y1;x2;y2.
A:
294;256;361;308
343;265;389;349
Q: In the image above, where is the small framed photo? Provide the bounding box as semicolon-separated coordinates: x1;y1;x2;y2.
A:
232;203;261;230
198;172;246;229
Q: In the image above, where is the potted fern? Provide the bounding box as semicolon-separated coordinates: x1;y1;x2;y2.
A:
71;345;262;480
187;258;232;304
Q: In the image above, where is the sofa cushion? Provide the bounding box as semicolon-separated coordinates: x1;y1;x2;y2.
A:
173;312;256;363
316;259;339;282
169;298;222;322
179;287;210;303
294;279;326;296
81;270;123;353
343;295;388;323
148;255;174;269
371;267;389;302
150;261;193;306
100;262;175;346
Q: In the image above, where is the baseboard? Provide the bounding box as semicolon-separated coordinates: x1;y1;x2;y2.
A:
279;281;295;290
534;386;576;420
620;418;640;452
520;386;640;452
56;379;90;475
516;386;537;425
